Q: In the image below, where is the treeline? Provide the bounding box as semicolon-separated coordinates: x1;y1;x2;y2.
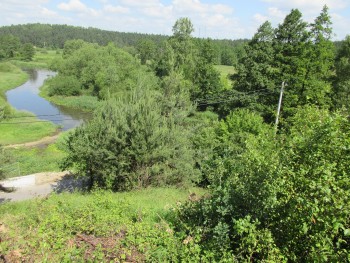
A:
0;23;247;66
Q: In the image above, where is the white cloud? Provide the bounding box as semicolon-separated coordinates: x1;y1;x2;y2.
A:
58;0;100;16
58;0;87;12
142;4;173;18
40;7;57;16
331;13;350;39
120;0;160;8
103;4;129;14
254;13;268;24
262;0;348;10
0;0;69;25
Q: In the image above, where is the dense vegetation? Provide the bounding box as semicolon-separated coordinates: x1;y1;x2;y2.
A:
1;5;350;262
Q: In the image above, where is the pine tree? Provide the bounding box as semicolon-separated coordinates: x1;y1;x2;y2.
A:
230;21;277;120
302;5;334;108
62;85;198;191
273;9;309;117
333;35;350;110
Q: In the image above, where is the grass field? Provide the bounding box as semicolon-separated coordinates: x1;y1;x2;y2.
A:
215;65;236;88
214;65;236;77
0;187;207;262
9;49;62;69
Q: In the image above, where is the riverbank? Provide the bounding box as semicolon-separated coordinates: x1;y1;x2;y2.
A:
40;82;99;112
0;63;57;145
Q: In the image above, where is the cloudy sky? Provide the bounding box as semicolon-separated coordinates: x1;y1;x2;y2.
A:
0;0;349;40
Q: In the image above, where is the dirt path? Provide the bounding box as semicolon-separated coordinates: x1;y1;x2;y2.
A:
0;171;86;203
4;134;60;149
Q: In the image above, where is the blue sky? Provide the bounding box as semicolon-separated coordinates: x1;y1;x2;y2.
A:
0;0;349;40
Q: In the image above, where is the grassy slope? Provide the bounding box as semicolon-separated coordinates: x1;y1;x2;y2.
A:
0;187;206;262
0;61;57;145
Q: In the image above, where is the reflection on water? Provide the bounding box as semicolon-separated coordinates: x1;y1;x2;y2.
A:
6;69;90;130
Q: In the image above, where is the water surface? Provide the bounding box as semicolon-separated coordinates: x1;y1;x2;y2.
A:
6;69;88;130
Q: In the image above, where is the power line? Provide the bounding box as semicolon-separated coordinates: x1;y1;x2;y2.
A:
194;88;275;104
196;90;275;106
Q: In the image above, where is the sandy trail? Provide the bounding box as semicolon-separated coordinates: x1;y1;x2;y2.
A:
0;171;86;203
4;134;60;149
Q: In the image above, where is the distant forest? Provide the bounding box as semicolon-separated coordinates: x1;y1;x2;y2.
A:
0;23;248;66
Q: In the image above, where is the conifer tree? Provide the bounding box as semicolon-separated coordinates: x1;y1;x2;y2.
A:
333;35;350;110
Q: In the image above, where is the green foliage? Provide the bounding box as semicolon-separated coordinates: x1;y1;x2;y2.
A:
233;8;335;122
172;17;194;40
333;35;350;111
62;86;199;191
49;41;156;100
192;109;274;187
0;34;20;59
174;106;350;261
0;188;209;262
20;43;35;61
136;39;156;65
47;75;81;96
154;18;224;110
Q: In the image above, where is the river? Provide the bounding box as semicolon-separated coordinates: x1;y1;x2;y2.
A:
6;69;88;130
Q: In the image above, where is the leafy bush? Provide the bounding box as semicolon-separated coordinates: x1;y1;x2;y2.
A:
174;106;350;261
47;75;81;96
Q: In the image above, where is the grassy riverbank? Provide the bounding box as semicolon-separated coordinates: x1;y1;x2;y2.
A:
0;62;57;145
0;187;206;262
40;83;99;111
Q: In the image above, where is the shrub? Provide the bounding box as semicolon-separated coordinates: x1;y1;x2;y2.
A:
174;106;350;261
47;75;81;96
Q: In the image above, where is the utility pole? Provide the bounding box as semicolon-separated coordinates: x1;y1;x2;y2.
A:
275;81;286;133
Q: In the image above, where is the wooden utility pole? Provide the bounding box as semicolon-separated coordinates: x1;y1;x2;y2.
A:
275;82;286;133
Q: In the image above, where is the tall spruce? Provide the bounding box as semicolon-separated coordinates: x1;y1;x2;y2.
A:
303;5;334;108
333;35;350;110
273;9;309;117
233;21;277;120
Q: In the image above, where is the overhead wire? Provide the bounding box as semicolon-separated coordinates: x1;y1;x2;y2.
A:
0;89;277;125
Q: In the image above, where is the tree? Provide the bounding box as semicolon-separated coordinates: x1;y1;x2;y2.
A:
232;21;277;120
0;34;20;59
20;43;35;61
272;9;310;117
136;39;156;65
301;5;334;108
61;85;199;191
333;35;350;110
172;17;194;40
